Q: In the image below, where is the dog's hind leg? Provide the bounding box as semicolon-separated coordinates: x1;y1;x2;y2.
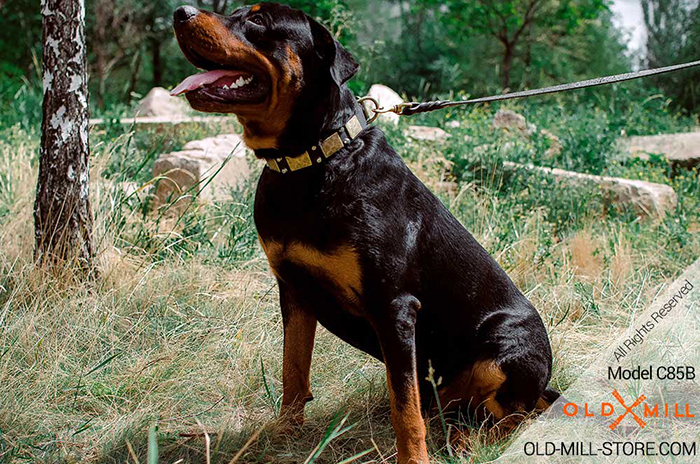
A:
371;294;430;464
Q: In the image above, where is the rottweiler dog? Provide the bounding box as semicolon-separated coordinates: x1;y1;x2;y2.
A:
172;3;557;463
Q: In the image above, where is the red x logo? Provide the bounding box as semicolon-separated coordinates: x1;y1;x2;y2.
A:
609;389;647;430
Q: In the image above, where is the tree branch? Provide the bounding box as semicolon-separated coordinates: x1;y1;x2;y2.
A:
512;0;540;43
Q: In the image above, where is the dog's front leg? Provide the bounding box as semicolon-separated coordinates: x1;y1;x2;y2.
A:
278;281;317;429
373;294;429;464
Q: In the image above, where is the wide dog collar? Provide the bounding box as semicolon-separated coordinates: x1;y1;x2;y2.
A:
265;108;368;174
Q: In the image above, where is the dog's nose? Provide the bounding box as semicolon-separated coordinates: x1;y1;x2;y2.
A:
174;5;198;24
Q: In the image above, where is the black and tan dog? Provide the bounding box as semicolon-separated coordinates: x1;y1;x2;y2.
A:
172;3;557;463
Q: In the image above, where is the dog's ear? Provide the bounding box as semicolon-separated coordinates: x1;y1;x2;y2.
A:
308;16;359;87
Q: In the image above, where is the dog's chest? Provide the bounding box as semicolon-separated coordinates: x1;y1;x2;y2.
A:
259;238;364;315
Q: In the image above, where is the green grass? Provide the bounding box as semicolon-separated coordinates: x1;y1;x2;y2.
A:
0;82;699;463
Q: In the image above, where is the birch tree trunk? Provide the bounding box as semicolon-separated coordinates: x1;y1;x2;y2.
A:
35;0;93;270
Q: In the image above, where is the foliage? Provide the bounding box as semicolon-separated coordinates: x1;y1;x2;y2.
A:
4;0;695;115
85;0;196;108
642;0;700;112
0;0;42;83
350;0;632;100
441;0;610;88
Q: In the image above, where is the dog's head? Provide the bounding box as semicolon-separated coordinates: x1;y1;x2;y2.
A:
172;2;358;150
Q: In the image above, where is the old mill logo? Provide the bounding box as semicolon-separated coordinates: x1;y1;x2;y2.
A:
562;390;695;430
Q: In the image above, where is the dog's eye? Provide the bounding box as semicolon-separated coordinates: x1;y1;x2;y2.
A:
248;15;265;26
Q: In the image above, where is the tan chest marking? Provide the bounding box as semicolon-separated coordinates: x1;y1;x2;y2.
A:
260;238;363;308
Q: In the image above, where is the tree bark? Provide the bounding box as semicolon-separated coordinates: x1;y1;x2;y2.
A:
127;48;143;99
151;37;162;87
502;42;514;90
35;0;93;271
147;8;163;88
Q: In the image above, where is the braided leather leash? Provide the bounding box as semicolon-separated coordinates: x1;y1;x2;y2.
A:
360;59;700;120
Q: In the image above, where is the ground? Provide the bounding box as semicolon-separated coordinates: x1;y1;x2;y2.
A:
0;91;699;463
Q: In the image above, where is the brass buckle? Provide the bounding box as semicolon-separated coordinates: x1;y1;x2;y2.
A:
358;96;381;123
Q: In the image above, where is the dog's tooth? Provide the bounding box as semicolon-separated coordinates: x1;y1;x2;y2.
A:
230;82;240;89
222;85;229;90
236;77;245;86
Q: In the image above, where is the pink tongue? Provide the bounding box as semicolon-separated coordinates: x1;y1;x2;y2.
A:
171;69;247;96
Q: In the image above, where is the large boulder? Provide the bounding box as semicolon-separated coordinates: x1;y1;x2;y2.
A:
136;87;191;118
362;84;404;125
618;131;700;170
153;134;250;210
503;162;677;217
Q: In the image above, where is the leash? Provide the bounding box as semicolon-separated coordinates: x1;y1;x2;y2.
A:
359;59;700;121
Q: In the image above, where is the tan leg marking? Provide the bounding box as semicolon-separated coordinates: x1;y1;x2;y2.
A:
536;396;551;410
280;308;317;427
258;235;283;279
386;371;430;464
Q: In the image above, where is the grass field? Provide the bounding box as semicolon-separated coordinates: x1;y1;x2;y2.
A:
1;83;699;463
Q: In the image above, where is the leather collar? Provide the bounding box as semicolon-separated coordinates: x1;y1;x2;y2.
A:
265;108;368;174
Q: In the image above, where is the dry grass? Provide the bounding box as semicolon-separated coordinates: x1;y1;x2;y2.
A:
1;119;698;463
0;234;394;463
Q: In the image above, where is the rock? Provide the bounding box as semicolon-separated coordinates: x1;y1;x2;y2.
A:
182;134;246;157
446;120;461;129
153;134;250;210
405;125;451;141
493;109;537;136
136;87;191;118
493;109;561;158
503;162;677;217
363;84;404;125
618;131;700;169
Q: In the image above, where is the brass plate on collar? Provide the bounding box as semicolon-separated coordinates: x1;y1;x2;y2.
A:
345;115;363;138
286;152;312;171
321;133;343;158
267;158;280;172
